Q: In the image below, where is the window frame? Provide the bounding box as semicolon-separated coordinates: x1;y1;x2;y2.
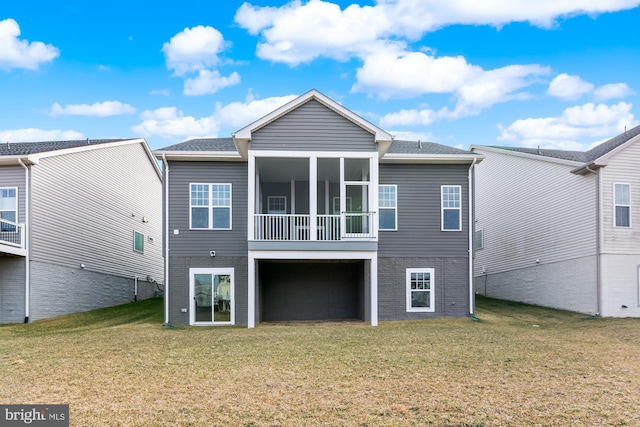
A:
190;183;232;230
406;268;435;313
474;229;484;250
133;230;145;253
267;196;287;214
378;184;397;231
441;185;462;231
613;182;631;228
0;187;18;232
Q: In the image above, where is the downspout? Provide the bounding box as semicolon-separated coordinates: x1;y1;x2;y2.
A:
161;154;170;324
468;157;477;315
585;165;602;316
18;158;30;323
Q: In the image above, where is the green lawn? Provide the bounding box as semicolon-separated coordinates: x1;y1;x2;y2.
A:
1;297;639;426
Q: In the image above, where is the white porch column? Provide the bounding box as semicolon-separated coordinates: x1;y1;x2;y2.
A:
248;154;256;241
248;254;255;328
309;156;318;240
370;255;378;326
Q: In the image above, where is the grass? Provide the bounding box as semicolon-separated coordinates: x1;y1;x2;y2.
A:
1;297;639;426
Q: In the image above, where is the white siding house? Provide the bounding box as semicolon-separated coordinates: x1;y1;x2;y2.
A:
471;124;640;317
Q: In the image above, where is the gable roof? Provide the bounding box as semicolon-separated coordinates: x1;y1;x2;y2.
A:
232;89;394;158
471;124;640;174
0;138;161;177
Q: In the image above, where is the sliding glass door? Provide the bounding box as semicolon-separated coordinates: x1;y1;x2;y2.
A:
190;268;234;325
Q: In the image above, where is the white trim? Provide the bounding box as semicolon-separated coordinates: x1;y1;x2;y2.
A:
161;155;170;324
153;151;243;162
309;156;318;241
189;267;235;326
267;196;287;214
0;186;18;228
470;145;581;167
249;150;379;159
441;185;462;231
406;268;435;313
381;153;484;164
613;182;631;228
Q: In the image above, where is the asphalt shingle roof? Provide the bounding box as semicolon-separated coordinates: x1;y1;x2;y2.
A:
487;124;640;163
0;139;132;156
157;138;237;152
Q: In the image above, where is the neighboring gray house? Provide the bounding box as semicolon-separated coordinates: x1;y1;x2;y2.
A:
0;138;164;323
471;124;640;317
154;89;482;327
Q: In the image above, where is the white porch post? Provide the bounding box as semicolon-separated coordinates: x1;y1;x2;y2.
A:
248;253;255;328
309;156;317;240
248;154;256;241
370;255;378;326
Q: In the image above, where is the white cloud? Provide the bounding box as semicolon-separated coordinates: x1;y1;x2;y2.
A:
183;70;241;96
388;130;436;142
498;101;637;150
0;18;59;70
235;0;640;65
594;82;635;101
162;25;226;76
547;73;594;100
49;101;136;117
132;94;297;140
0;128;84;142
380;108;439;128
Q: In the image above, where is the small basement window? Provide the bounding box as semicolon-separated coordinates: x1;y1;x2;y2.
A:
134;231;144;253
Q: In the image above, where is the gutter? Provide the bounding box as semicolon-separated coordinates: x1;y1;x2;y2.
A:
18;158;30;323
161;154;170;324
468;157;477;315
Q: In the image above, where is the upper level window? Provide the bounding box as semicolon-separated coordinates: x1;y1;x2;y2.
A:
268;196;287;214
614;183;631;227
190;183;232;230
441;185;461;231
379;185;397;231
0;188;17;232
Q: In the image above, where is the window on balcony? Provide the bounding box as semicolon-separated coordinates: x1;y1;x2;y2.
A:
190;183;232;230
0;187;17;232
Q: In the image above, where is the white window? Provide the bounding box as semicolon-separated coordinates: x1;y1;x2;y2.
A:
267;196;287;214
133;231;144;253
379;185;397;231
190;268;234;325
190;183;232;230
0;187;17;232
614;183;631;227
406;268;435;312
441;185;461;231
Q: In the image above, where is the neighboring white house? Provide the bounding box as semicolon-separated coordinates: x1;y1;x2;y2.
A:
0;139;164;323
471;125;640;317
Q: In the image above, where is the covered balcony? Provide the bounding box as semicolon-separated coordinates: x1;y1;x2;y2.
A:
0;218;26;256
249;155;377;242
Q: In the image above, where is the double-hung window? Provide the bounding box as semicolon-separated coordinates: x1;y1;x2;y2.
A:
614;183;631;227
378;185;397;231
406;268;435;312
190;183;232;230
441;185;461;231
0;188;17;232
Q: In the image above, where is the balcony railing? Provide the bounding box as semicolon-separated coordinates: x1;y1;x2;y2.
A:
0;219;25;251
253;213;375;241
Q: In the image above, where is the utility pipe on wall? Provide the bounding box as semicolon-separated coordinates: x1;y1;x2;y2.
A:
468;157;477;315
18;158;30;323
161;154;170;324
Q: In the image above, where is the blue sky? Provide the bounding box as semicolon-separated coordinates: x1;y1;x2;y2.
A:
1;0;639;151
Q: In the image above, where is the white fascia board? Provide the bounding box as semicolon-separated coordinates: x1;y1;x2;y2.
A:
380;153;484;164
470;145;583;167
234;89;393;143
152;150;244;162
0;156;38;166
589;133;640;166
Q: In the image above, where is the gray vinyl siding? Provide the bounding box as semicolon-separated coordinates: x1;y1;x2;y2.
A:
378;163;470;257
0;165;26;224
250;99;377;152
29;142;163;282
0;257;26;323
167;161;248;257
472;148;597;276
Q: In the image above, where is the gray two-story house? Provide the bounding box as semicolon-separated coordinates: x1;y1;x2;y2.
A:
0;138;163;323
154;90;481;327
